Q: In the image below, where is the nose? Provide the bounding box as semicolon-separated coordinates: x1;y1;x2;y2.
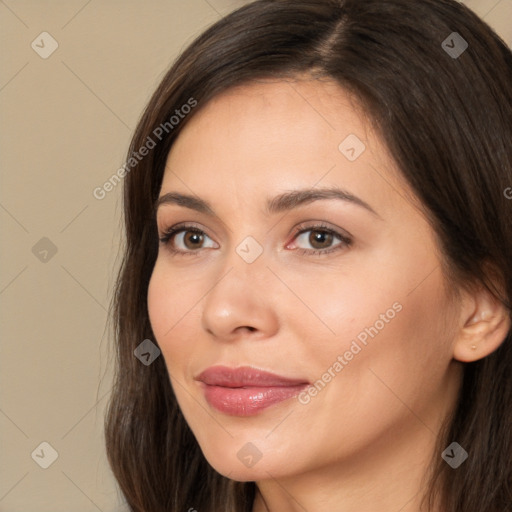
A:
201;255;280;342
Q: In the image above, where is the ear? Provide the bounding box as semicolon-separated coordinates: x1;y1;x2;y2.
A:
453;284;511;363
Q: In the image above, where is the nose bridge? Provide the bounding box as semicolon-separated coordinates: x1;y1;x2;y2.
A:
200;238;279;338
206;239;269;308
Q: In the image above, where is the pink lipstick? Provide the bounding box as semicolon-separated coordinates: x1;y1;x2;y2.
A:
196;366;309;416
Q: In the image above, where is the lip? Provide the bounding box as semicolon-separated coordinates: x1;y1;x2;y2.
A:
196;365;309;416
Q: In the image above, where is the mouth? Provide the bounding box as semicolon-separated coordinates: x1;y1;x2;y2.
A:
195;365;310;416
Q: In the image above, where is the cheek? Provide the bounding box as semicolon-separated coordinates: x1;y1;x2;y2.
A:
147;262;196;367
295;250;455;401
147;265;169;341
289;273;455;455
337;269;455;403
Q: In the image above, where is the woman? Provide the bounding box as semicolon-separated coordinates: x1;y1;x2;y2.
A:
104;0;512;510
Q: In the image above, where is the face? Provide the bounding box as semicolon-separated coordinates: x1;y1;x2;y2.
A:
147;78;462;482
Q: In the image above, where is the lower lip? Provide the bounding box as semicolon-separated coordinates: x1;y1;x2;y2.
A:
202;383;308;416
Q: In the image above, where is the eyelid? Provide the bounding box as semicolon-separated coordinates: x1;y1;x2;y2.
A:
158;222;217;246
289;220;352;240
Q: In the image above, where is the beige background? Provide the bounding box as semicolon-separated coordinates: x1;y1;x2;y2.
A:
0;1;510;510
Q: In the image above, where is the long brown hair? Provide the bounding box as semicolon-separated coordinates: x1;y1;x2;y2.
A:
104;1;512;510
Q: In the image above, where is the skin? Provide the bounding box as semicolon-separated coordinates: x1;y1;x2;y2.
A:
147;78;510;512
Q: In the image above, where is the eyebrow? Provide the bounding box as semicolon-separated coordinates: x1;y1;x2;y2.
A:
155;187;381;219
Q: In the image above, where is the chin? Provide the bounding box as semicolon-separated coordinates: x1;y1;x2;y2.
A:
199;443;289;482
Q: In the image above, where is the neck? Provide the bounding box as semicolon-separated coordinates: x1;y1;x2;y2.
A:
251;417;444;512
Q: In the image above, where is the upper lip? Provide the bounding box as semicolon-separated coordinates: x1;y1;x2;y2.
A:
196;365;309;388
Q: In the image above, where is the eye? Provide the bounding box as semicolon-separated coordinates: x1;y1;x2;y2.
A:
159;224;218;255
287;223;351;255
158;222;351;257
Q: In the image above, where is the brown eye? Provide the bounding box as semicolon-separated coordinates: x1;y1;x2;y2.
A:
159;226;218;254
182;231;204;249
290;225;351;255
308;229;334;249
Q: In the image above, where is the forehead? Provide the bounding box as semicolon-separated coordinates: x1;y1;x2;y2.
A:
160;78;410;218
165;78;369;173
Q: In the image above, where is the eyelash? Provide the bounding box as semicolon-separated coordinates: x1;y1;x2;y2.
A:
158;222;352;257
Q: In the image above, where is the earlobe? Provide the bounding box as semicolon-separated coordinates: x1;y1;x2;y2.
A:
452;285;511;363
